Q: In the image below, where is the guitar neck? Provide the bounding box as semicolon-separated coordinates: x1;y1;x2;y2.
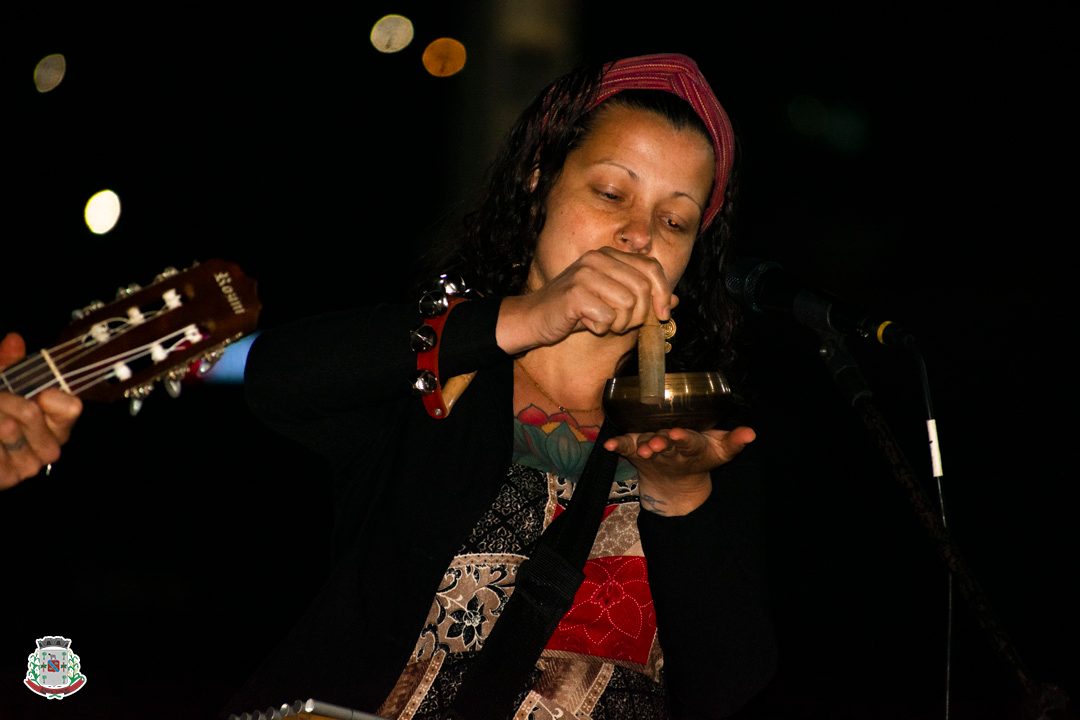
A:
1;351;70;399
2;259;260;405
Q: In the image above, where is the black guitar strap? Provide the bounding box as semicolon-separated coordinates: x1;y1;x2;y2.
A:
448;418;621;720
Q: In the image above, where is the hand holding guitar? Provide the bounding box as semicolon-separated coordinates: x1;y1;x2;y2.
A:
0;331;83;489
0;258;260;490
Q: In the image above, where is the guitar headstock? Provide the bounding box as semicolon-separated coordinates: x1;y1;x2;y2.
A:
50;258;261;409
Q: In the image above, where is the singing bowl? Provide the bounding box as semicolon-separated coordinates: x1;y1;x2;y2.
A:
602;371;744;433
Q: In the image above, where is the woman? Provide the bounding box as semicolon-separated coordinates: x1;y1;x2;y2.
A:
232;52;776;719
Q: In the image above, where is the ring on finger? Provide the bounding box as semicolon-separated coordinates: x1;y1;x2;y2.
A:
2;436;28;452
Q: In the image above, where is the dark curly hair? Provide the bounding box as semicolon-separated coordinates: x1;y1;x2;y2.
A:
418;60;743;373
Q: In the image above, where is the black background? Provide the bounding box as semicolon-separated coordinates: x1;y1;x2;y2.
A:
1;4;1076;719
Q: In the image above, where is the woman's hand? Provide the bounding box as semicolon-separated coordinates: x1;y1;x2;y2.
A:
0;332;83;489
497;247;676;355
604;425;756;516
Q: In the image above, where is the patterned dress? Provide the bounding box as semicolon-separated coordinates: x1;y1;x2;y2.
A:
377;410;672;719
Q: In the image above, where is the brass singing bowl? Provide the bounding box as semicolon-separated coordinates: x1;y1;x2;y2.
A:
602;371;743;433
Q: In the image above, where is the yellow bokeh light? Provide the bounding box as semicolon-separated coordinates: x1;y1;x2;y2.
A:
34;53;67;93
84;190;122;235
422;38;466;78
370;14;414;53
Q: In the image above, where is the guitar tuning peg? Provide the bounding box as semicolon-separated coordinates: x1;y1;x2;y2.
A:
125;383;155;416
164;366;188;398
72;300;105;321
164;379;183;398
196;348;225;376
154;267;179;282
116;283;142;299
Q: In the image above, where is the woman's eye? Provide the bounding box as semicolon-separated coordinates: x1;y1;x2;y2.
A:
595;188;622;201
664;216;690;233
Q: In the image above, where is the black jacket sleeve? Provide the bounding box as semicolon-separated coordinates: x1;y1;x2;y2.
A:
637;440;778;718
243;297;506;463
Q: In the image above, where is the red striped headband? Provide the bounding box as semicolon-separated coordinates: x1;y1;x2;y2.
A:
590;53;734;231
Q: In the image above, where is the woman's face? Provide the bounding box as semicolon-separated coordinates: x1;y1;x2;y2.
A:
527;103;715;295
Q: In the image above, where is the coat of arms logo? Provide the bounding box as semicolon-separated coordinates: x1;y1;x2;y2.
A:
25;636;87;699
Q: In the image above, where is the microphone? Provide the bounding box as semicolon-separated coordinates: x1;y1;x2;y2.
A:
724;257;915;347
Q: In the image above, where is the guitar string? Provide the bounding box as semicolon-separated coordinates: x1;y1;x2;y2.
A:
1;294;180;388
58;330;195;391
4;262;253;398
2;335;91;386
1;313;142;386
3;305;173;386
3;301;182;389
4;276;196;390
24;331;200;399
7;308;194;398
4;326;128;393
3;339;97;396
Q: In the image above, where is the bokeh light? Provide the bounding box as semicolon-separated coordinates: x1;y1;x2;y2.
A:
84;189;122;234
422;38;466;77
370;14;415;53
34;53;67;93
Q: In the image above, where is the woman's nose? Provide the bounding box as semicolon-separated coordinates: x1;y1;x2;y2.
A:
617;213;653;253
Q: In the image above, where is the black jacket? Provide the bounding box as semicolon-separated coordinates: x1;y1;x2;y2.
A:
226;297;776;719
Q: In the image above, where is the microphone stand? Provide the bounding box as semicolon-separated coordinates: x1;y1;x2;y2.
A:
814;329;1073;720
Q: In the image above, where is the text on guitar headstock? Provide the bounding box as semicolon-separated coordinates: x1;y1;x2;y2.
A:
8;259;261;415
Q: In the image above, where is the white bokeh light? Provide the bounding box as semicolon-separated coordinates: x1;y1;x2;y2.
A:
84;189;122;234
370;15;414;53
